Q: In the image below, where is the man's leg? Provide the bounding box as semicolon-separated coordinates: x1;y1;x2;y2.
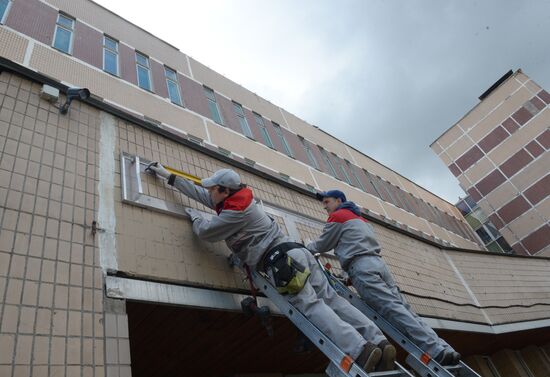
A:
304;252;386;346
349;256;447;358
284;248;368;359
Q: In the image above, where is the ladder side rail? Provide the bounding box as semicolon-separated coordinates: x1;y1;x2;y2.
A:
251;270;371;377
322;268;456;377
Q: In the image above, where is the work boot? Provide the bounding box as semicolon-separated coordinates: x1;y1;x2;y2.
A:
452;351;462;365
435;349;458;366
376;340;396;371
356;343;382;372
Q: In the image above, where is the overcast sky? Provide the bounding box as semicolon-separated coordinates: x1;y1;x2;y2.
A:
94;0;550;203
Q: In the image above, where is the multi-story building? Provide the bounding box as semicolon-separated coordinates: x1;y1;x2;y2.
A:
0;1;549;376
431;70;549;257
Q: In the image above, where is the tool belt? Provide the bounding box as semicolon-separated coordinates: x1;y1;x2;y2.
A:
262;242;311;295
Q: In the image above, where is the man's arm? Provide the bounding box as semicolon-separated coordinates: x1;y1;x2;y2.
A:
307;222;342;253
172;176;215;209
146;162;215;209
191;209;246;242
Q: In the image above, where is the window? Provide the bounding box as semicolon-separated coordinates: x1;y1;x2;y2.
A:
103;36;118;76
233;102;253;138
299;137;319;169
346;161;366;191
135;52;152;91
272;123;293;157
204;86;223;125
319;147;338;177
253;113;274;148
333;154;352;185
53;13;74;54
164;67;182;106
0;0;12;24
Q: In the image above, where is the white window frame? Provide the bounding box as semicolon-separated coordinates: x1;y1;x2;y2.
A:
254;112;274;149
346;160;366;191
273;122;293;157
0;0;12;24
164;66;183;106
204;86;224;125
52;13;75;55
319;147;338;177
135;51;153;92
102;35;119;76
233;102;254;139
300;137;320;170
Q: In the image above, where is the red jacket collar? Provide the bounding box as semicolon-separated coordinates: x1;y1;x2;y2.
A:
215;187;253;214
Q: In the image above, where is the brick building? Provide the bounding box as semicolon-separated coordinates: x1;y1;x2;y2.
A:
0;1;549;376
431;70;549;256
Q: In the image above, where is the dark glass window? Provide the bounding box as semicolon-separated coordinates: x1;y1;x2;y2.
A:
165;67;182;106
233;102;253;138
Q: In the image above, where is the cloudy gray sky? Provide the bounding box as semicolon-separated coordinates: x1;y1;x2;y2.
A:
94;0;550;203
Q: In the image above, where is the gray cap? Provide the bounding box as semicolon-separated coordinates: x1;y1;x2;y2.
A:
201;169;241;190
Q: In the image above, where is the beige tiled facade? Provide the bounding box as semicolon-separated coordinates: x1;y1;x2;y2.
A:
432;70;550;256
1;1;550;376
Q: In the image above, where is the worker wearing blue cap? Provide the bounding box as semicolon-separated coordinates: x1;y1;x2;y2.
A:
147;164;390;372
308;190;461;369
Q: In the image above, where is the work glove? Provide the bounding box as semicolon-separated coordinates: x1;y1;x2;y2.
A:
185;208;202;222
146;162;171;180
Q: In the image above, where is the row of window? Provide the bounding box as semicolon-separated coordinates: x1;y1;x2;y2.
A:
49;13;185;107
37;9;475;243
456;196;513;253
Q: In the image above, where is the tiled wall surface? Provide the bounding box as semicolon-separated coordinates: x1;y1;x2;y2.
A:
0;0;481;250
108;103;550;326
0;71;130;377
433;71;549;256
2;63;550;377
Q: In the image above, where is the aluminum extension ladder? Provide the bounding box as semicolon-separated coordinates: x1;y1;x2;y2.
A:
249;269;414;377
316;259;481;377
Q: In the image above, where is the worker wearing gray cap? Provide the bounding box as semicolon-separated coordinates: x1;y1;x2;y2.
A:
147;163;389;372
308;189;461;368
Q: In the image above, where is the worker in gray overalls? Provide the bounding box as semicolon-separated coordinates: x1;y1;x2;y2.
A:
147;164;392;373
307;190;461;367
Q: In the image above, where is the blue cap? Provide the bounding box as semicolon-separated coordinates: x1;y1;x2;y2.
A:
316;189;347;202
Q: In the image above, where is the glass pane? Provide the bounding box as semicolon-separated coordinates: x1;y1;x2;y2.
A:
484;221;500;239
167;81;182;105
260;127;274;148
53;27;72;53
476;227;492;244
239;118;253;138
137;66;151;91
339;165;352;184
57;14;74;29
0;0;9;22
465;213;481;229
456;200;471;216
203;87;215;101
486;241;502;253
254;113;264;127
136;53;149;67
104;50;118;75
165;67;177;81
281;138;293;157
465;196;477;209
496;237;513;252
104;37;118;51
233;103;245;117
208;102;223;124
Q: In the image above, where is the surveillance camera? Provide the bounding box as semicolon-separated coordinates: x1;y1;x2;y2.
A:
59;87;90;114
